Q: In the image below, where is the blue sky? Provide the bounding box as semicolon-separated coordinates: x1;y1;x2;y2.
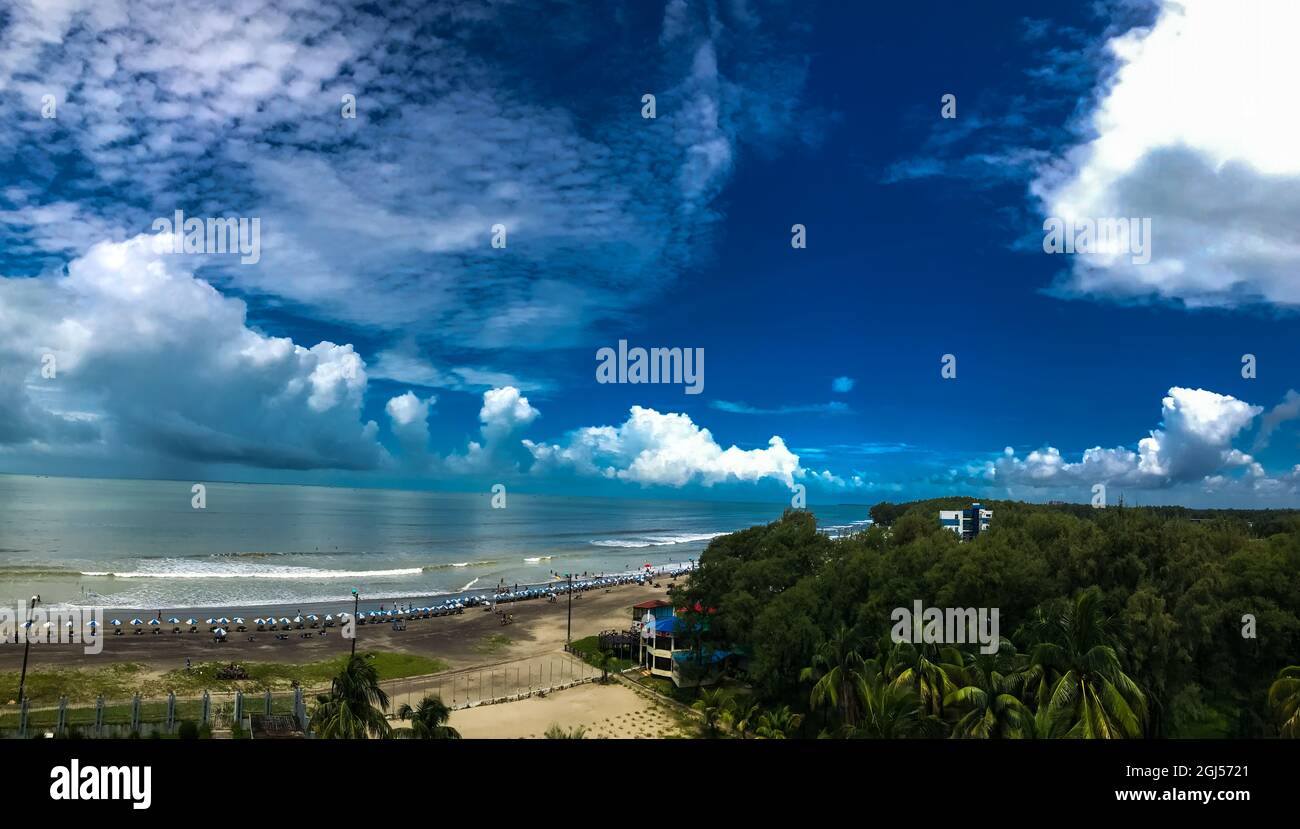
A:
1;0;1298;508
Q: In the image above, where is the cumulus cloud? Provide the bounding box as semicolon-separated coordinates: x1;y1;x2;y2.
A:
981;387;1265;490
1254;389;1300;451
831;376;855;393
0;234;383;470
1035;0;1300;308
441;386;539;474
523;406;800;487
385;391;434;456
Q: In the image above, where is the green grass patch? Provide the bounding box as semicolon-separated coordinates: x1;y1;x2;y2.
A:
569;635;633;673
0;650;447;710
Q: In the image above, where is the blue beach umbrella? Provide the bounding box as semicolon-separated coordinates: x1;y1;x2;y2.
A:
167;617;181;624
130;618;144;626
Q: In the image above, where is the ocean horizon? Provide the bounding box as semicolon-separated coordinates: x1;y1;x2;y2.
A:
0;474;871;610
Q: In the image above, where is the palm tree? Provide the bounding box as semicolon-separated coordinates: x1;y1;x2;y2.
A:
721;700;761;739
800;623;868;730
885;636;963;720
1029;587;1148;739
854;663;923;738
1268;666;1300;738
945;642;1031;738
754;705;804;739
544;724;587;739
310;653;392;739
395;694;461;739
592;650;616;684
691;687;733;738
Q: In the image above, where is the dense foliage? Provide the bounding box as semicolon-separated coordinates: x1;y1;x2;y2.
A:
671;500;1300;738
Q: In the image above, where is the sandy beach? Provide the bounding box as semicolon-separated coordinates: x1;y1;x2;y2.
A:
0;578;671;674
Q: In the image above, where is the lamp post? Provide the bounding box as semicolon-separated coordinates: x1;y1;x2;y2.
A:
565;573;573;646
350;588;359;657
17;594;39;709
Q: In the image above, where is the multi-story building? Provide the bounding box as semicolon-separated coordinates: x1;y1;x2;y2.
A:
939;502;992;541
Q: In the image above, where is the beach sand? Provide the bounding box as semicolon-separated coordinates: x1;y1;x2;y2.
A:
449;680;689;739
0;579;672;674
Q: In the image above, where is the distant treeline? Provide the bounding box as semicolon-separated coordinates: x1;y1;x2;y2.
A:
671;499;1300;738
869;497;1300;538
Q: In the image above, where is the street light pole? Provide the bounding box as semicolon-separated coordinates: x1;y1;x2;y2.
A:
566;573;573;645
351;588;359;657
17;594;39;709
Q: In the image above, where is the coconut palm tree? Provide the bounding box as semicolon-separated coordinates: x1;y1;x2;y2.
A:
395;694;461;739
721;700;761;739
754;705;804;739
592;650;616;684
544;724;587;739
1029;587;1147;739
885;636;964;720
800;623;868;730
310;653;392;739
1268;666;1300;738
691;687;733;738
945;642;1031;738
853;662;923;738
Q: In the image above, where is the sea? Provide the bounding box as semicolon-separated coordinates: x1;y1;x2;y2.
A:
0;474;872;610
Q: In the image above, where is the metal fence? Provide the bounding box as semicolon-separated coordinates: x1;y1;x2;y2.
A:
1;652;598;738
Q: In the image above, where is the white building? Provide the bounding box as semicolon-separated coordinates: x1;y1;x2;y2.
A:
939;503;991;541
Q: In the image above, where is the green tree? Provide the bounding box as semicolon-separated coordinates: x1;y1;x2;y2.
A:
1268;666;1300;738
800;623;869;731
754;705;804;739
691;687;733;738
395;694;461;739
1029;588;1148;738
854;662;923;738
721;700;761;739
945;642;1031;738
309;653;392;739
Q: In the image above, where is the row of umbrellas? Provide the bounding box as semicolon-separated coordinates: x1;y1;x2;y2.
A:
80;568;677;635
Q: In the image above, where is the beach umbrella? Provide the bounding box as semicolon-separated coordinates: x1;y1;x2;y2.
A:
306;614;318;621
214;627;227;637
130;618;144;626
87;619;99;628
185;618;197;625
110;619;121;626
65;620;74;628
279;617;291;624
167;617;180;624
293;615;303;623
218;617;230;625
148;619;160;626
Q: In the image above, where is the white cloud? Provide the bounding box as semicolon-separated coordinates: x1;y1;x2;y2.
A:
385;390;434;455
0;233;383;470
1035;0;1300;307
523;405;800;488
831;376;855;393
983;386;1266;489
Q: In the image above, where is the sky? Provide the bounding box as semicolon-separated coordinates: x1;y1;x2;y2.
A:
1;0;1298;508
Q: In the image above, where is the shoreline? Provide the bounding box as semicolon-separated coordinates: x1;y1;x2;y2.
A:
21;561;694;618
